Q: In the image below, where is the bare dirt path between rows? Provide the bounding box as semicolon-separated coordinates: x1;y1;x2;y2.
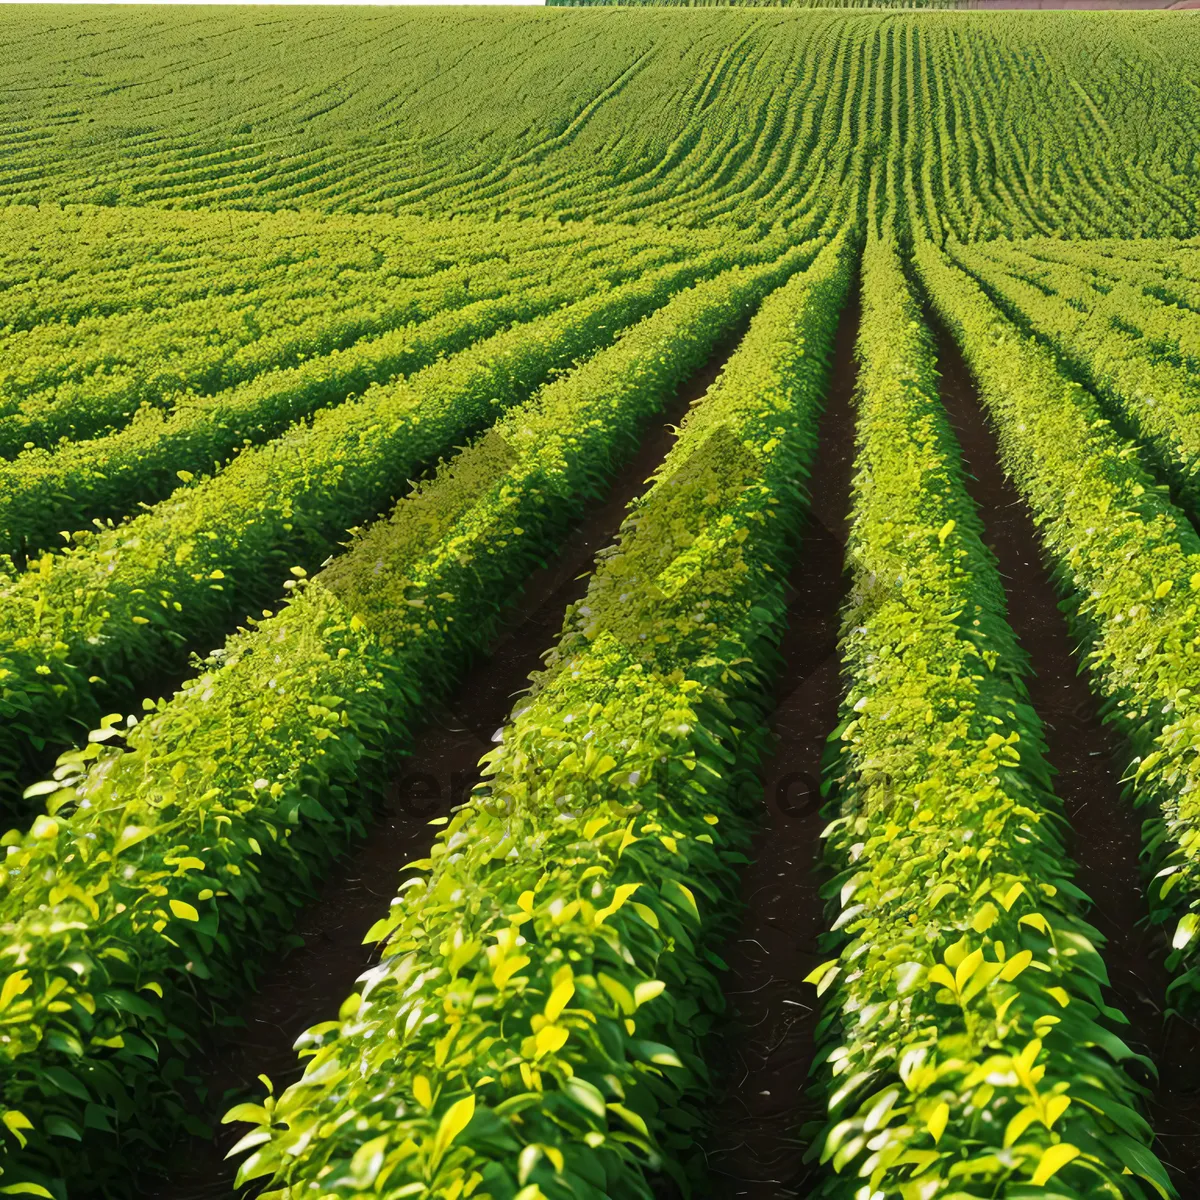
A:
702;292;860;1199
137;327;749;1200
695;290;1200;1198
932;320;1200;1191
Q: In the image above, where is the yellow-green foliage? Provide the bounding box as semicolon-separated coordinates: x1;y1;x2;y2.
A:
0;243;812;1198
0;246;763;803
224;235;853;1200
811;233;1168;1200
2;11;1199;239
918;238;1200;1029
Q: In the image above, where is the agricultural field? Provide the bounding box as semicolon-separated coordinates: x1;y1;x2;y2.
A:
4;5;1200;1200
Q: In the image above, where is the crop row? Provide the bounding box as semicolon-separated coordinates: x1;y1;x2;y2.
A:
1000;238;1200;318
0;206;670;352
0;240;819;1197
0;237;700;561
0;206;725;335
8;180;1200;1200
5;11;1200;241
224;232;854;1200
974;242;1200;373
916;239;1200;1023
0;223;688;457
945;241;1200;518
0;240;776;804
807;232;1168;1199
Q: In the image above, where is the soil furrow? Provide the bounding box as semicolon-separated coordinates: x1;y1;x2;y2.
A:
138;329;749;1200
931;318;1200;1191
702;291;860;1199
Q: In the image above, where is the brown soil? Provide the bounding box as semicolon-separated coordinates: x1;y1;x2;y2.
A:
132;332;747;1200
932;320;1200;1191
701;291;860;1198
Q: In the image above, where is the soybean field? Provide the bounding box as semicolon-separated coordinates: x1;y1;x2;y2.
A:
2;6;1200;1200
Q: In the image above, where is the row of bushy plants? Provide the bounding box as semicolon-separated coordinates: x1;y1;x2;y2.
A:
994;238;1200;351
0;214;657;454
1007;238;1200;304
807;232;1169;1199
0;240;815;1198
0;242;781;805
976;242;1200;373
916;237;1200;1024
220;230;854;1200
949;240;1200;514
0;237;693;560
0;205;671;335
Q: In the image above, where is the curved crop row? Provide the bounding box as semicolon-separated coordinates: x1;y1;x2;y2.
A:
222;231;854;1200
6;11;1200;240
948;241;1200;514
978;242;1200;372
0;209;639;398
0;237;814;1198
0;206;685;334
0;238;695;561
0;230;601;457
915;240;1200;1021
808;233;1169;1200
1004;238;1200;320
0;244;778;805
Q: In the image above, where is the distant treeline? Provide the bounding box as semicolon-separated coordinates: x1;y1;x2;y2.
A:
546;0;963;9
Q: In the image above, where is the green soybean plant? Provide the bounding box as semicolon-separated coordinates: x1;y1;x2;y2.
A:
807;231;1170;1200
947;240;1200;519
916;237;1200;1026
0;235;694;560
223;232;854;1200
0;241;782;807
0;241;813;1198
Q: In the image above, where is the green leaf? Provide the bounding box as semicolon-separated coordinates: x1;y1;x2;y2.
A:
0;970;31;1013
1031;1143;1081;1186
1107;1132;1174;1198
45;1115;82;1141
30;816;58;840
21;780;60;800
894;962;925;995
518;1144;543;1186
562;1076;606;1119
926;1101;949;1144
606;1102;649;1138
41;1067;89;1103
804;959;840;991
1172;912;1198;951
664;879;699;923
430;1094;475;1166
597;972;636;1016
349;1134;388;1187
633;979;666;1007
222;1103;270;1126
114;825;154;855
2;1110;33;1149
628;1039;683;1068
